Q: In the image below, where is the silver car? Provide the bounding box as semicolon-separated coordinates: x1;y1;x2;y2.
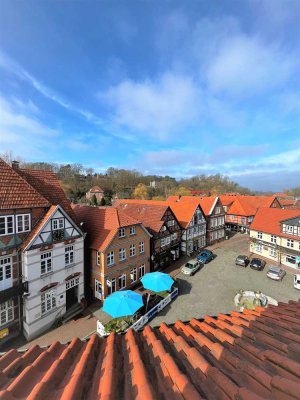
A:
266;266;286;281
181;260;202;276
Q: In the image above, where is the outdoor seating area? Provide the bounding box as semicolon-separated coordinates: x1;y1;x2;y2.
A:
97;272;178;336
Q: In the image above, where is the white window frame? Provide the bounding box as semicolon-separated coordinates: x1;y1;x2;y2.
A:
107;251;114;266
269;248;276;257
216;207;221;214
41;252;52;275
118;273;126;290
52;218;64;230
167;220;175;227
96;251;101;266
65;245;75;266
257;232;262;239
0;215;14;236
130;268;137;283
129;226;136;235
139;264;145;278
286;255;296;264
41;290;56;315
119;228;125;238
95;279;102;300
16;214;31;233
286;225;293;234
130;244;136;257
270;235;277;244
256;243;262;252
0;300;14;327
0;257;12;291
107;278;116;295
287;239;294;248
139;241;144;254
66;276;79;290
119;248;126;261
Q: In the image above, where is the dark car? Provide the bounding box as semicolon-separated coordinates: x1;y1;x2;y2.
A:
235;255;249;267
197;249;214;264
250;258;266;271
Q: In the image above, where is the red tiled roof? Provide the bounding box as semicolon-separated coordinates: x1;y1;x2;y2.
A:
1;300;300;399
227;196;278;217
250;208;300;239
73;205;141;250
167;195;218;217
88;186;104;193
17;169;77;223
114;200;170;234
219;195;237;207
0;159;49;209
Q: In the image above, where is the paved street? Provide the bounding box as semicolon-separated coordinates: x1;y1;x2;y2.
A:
150;233;300;326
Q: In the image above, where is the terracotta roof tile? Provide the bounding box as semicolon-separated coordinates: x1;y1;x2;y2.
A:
0;159;49;209
72;205;142;250
225;196;279;217
1;300;300;399
250;208;300;239
167;195;218;216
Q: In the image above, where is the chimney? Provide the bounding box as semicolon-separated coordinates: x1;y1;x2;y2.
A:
12;160;20;170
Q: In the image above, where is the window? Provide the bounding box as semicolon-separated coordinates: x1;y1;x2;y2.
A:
129;226;136;235
0;300;14;326
41;252;52;275
171;233;177;241
107;251;114;266
139;241;144;254
218;217;223;226
66;277;79;290
270;235;277;244
119;248;126;261
96;251;101;266
52;218;64;230
248;216;253;223
287;239;294;248
286;225;293;234
269;248;276;257
256;244;262;252
65;245;74;266
119;228;125;238
161;238;166;247
41;290;56;315
0;257;12;291
118;274;126;289
167;220;175;227
0;216;14;236
130;244;136;257
193;215;198;225
130;268;137;283
257;232;262;239
165;236;171;245
107;278;116;295
216;207;221;214
139;264;145;278
241;217;246;225
230;215;235;221
286;255;296;264
16;214;30;233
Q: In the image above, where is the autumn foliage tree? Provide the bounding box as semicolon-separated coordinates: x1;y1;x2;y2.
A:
133;183;148;199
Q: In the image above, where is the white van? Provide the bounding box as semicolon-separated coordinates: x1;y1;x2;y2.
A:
294;274;300;290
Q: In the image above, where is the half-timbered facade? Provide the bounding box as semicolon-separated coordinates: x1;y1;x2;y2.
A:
197;197;225;245
114;201;182;271
249;208;300;270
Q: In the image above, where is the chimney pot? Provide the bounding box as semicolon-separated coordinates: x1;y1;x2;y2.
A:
12;160;20;170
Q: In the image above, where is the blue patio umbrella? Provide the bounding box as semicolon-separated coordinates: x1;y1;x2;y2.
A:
103;290;144;318
141;272;174;292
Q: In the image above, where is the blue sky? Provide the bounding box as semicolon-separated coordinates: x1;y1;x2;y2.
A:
1;0;300;191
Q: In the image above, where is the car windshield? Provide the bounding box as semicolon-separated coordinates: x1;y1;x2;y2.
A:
269;267;280;273
253;259;261;264
237;256;245;260
185;263;195;269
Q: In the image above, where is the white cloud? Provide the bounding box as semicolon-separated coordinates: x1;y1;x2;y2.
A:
206;35;297;98
0;95;59;158
101;73;200;140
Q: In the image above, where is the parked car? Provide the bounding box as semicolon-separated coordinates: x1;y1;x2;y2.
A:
294;274;300;290
235;255;249;267
181;260;202;276
267;266;286;281
197;249;214;264
250;258;266;271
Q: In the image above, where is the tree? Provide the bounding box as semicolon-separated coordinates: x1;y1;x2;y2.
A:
100;197;106;206
171;186;191;196
91;194;98;206
133;183;148;199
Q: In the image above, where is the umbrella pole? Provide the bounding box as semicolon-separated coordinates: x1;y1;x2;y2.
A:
145;292;150;312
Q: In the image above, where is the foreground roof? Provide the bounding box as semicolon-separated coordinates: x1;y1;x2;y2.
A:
1;300;300;399
0;159;49;209
250;208;300;239
73;205;141;250
167;196;218;216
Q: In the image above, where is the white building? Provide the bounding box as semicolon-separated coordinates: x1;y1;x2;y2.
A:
22;205;84;340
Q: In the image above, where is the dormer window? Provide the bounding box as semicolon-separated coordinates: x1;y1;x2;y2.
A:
129;226;136;235
0;216;14;236
119;228;125;238
286;225;293;234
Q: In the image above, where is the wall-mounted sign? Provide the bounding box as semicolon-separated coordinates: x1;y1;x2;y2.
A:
0;327;9;339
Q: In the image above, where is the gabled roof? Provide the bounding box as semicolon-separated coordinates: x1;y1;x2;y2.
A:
227;196;279;217
1;300;300;399
73;205;142;250
219;195;237;207
167;195;219;217
0;159;49;209
16;168;77;223
250;208;300;238
88;186;104;193
114;200;170;234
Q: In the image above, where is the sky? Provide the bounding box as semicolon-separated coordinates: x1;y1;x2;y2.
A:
0;0;300;191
